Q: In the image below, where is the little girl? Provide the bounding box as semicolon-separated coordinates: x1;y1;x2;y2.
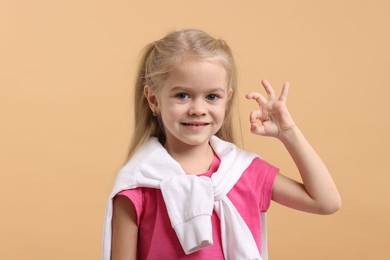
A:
103;29;341;260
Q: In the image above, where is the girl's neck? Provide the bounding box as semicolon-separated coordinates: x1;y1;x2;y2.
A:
164;141;215;175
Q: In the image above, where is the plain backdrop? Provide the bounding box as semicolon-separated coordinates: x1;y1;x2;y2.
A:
1;0;389;259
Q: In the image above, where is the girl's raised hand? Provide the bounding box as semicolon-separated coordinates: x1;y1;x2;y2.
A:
246;80;296;138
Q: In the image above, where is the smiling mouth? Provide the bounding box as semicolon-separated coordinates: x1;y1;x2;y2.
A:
181;122;210;127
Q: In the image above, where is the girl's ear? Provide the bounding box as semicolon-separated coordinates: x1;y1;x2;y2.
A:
228;89;233;100
144;85;159;113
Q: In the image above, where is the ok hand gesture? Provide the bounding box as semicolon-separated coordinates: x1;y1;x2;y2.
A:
246;80;296;139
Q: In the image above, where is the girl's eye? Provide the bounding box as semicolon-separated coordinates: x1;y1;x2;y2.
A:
176;93;189;100
206;94;219;101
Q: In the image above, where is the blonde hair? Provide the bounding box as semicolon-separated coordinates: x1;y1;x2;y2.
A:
127;29;239;158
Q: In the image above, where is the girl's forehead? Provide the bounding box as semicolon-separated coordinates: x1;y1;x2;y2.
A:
173;58;228;76
170;60;227;79
161;60;229;93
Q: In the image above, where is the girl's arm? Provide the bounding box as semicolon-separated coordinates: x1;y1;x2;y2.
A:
246;80;341;215
111;196;138;260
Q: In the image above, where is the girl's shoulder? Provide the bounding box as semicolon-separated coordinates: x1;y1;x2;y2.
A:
248;156;279;174
242;157;279;186
232;157;278;212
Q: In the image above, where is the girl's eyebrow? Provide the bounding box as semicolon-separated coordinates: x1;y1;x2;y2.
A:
170;86;226;93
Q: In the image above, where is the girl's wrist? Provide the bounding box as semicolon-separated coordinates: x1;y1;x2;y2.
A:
278;124;301;145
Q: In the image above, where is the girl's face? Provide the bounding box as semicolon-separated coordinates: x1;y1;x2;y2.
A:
146;59;231;152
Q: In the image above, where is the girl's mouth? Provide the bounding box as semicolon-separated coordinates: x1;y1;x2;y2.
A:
181;122;209;127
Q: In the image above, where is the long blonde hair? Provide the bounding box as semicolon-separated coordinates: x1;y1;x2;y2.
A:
127;29;239;158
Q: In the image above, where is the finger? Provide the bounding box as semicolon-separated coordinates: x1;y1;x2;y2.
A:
261;79;276;100
249;110;263;123
250;122;266;136
246;92;268;108
279;82;289;102
249;110;257;123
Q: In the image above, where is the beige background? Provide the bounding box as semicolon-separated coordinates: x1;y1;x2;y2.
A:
1;0;389;259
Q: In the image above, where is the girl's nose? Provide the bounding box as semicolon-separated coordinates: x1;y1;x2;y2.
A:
188;99;207;116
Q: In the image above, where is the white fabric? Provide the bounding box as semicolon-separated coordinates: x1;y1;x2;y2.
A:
102;136;268;260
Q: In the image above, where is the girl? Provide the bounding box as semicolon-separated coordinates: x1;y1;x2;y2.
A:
103;29;341;260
